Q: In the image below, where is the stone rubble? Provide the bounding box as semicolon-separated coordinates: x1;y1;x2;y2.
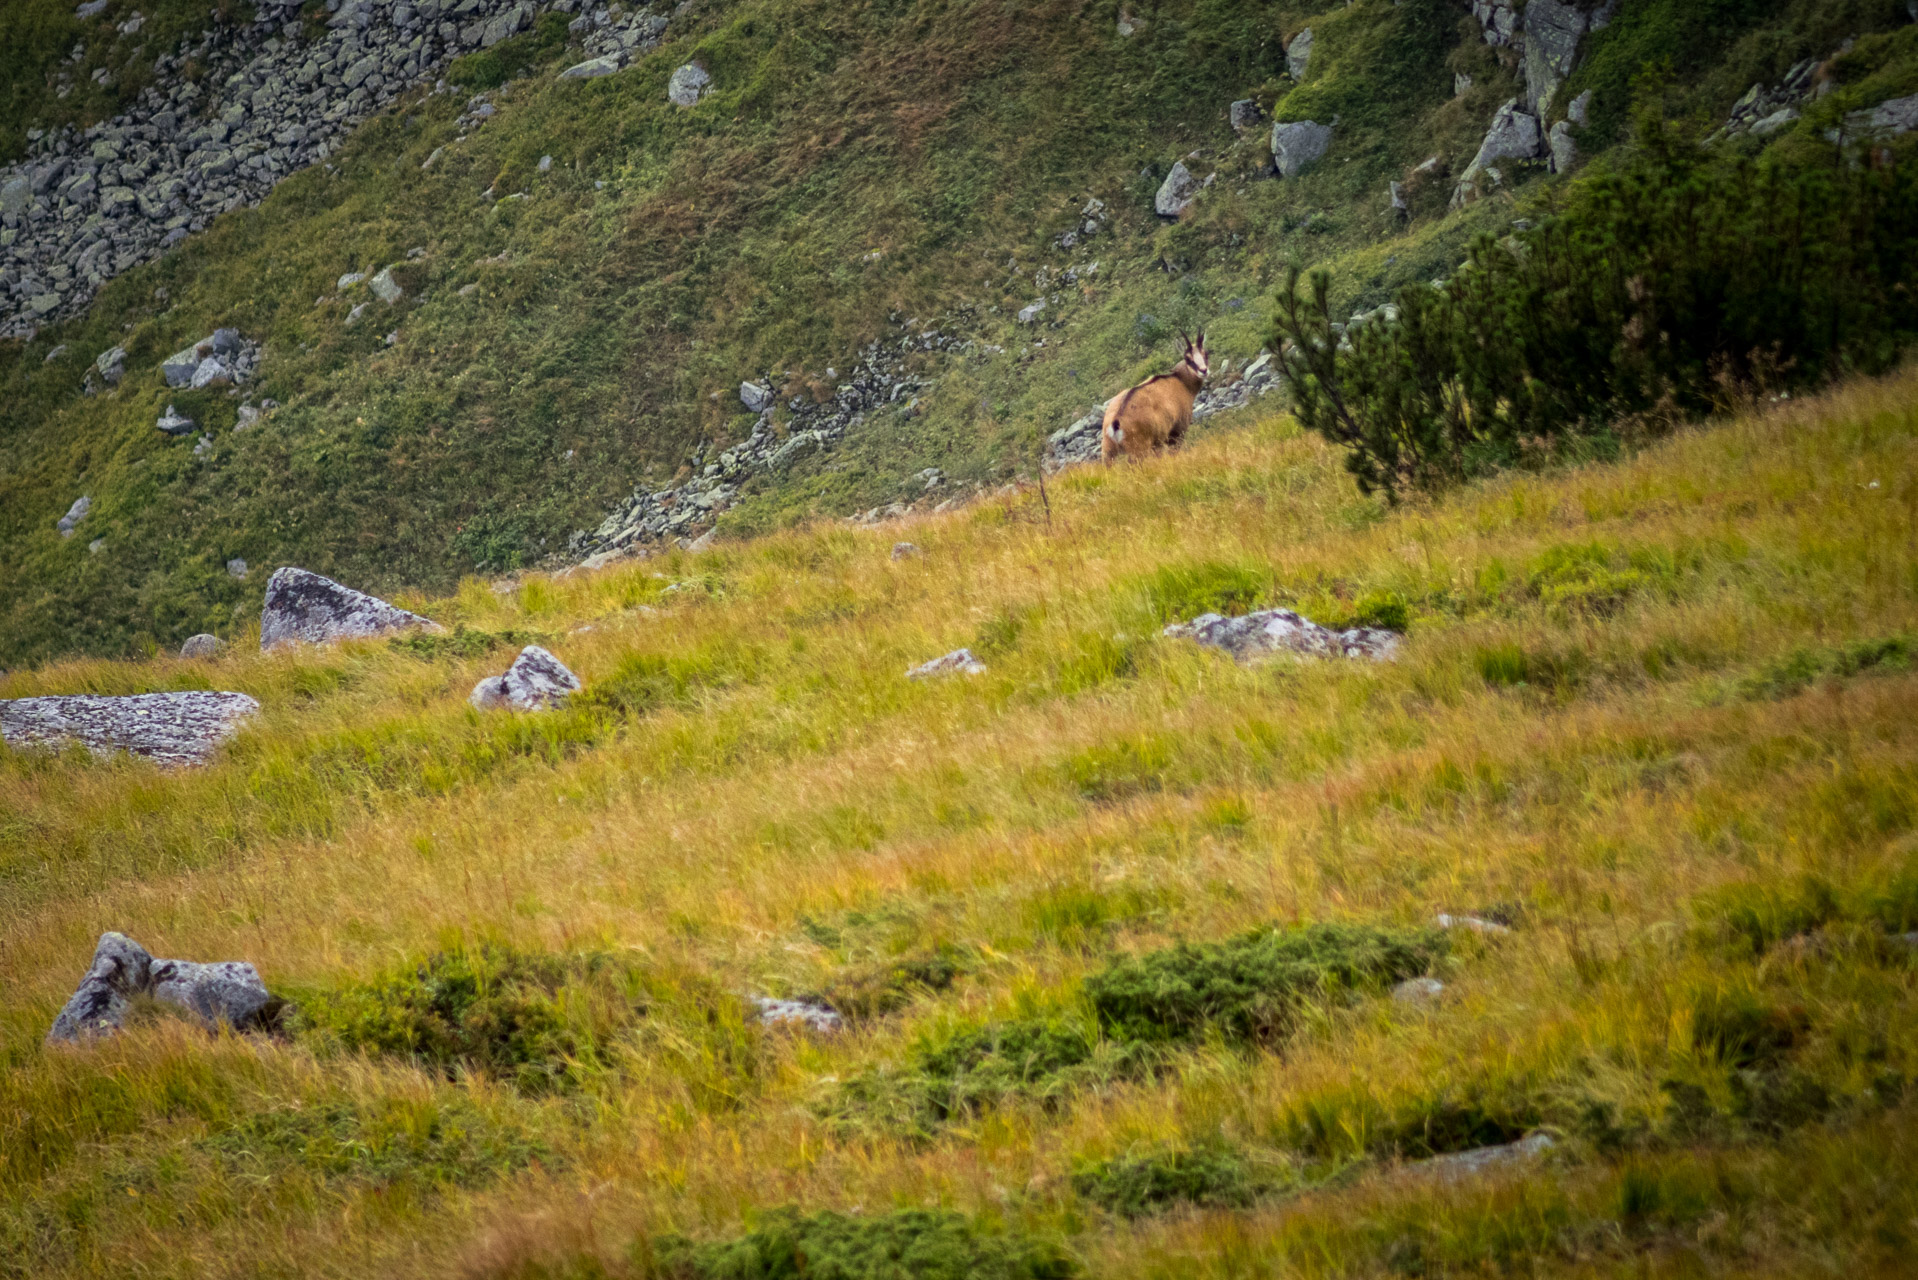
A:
0;690;260;766
1163;609;1401;663
469;644;582;710
259;565;442;649
906;648;987;679
47;931;281;1044
2;0;670;340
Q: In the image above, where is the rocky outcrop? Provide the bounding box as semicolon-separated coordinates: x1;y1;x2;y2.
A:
1271;120;1333;178
0;691;259;766
668;62;711;107
1286;28;1314;80
47;931;280;1044
1833;91;1918;142
739;380;775;412
469;645;581;710
1163;609;1400;662
1;0;670;340
1451;99;1543;205
906;648;987;679
259;566;441;649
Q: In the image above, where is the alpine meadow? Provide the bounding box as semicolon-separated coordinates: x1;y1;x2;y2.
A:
5;1;1918;1278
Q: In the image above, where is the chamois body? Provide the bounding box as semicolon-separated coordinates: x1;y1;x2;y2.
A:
1101;333;1209;463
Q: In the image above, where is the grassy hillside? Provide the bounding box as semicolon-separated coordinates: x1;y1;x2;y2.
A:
5;0;1913;665
3;367;1917;1277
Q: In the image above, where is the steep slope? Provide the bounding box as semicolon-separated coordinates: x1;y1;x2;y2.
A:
2;371;1916;1277
1;0;1914;668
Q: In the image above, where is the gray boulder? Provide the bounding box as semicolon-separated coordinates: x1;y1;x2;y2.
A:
57;495;91;538
47;932;280;1044
259;566;442;650
1452;99;1542;205
751;995;843;1033
740;380;775;412
1155;160;1202;216
668;62;711;107
0;691;260;766
891;542;922;561
161;339;212;387
0;174;29;216
1044;407;1105;472
1017;300;1047;323
369;266;403;303
1163;609;1400;662
560;56;621;79
1393;976;1446;1005
469;645;582;710
226;558;248;579
1229;99;1265;132
1548;120;1578;173
1837;92;1918;140
94;345;126;384
906;648;987;679
1271;120;1333;178
1286;28;1314;80
156;404;196;435
1522;0;1589;116
1413;1133;1555;1180
180;633;225;658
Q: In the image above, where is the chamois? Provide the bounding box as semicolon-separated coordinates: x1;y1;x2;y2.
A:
1101;331;1209;463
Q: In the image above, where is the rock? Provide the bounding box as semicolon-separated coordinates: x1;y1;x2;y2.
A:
338;271;367;290
560;56;621;79
162;339;211;387
1522;0;1589;117
1229;99;1265;132
46;932;152;1043
1390;180;1409;216
1271;120;1333;178
1566;89;1593;127
538;155;553;172
236;404;262;431
0;691;260;766
1455;72;1474;97
94;345;126;384
1286;27;1314;80
1017;300;1047;323
180;633;225;658
739;380;774;412
1155;160;1202;216
906;648;987;679
88;539;105;555
189;356;233;389
156;404;196;435
481;2;527;47
149;958;280;1031
0;175;30;217
226;558;248;578
56;495;91;538
47;932;280;1045
1393;976;1446;1005
259;566;442;650
1838;92;1918;140
1452;99;1542;205
1436;912;1511;935
891;542;922;561
1163;609;1399;663
1045;407;1105;471
470;645;582;711
1548;120;1578;172
76;0;112;17
369;266;402;303
751;995;843;1033
667;62;711;107
1413;1133;1555;1179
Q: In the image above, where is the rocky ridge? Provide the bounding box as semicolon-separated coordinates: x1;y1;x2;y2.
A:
1;0;671;339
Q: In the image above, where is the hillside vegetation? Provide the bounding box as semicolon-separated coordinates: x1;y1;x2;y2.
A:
3;365;1917;1277
4;0;1917;663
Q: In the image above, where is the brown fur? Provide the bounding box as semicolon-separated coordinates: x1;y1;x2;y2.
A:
1102;332;1209;463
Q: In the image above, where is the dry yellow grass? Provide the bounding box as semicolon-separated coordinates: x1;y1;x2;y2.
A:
3;370;1917;1278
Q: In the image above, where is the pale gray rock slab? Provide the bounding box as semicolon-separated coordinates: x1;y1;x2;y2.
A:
907;648;987;679
1522;0;1588;116
1839;92;1918;140
751;996;843;1033
259;566;442;650
1155;160;1201;216
1164;609;1399;663
472;645;582;710
1453;99;1542;204
1271;120;1333;178
156;404;196;435
1436;912;1511;935
0;691;259;766
149;958;279;1030
180;633;225;659
94;345;126;383
1548;119;1578;172
57;495;91;538
1413;1133;1555;1179
1017;300;1046;323
369;266;402;303
668;62;711;107
47;932;281;1044
561;56;621;79
739;380;774;412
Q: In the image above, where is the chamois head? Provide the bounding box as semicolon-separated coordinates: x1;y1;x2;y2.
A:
1178;330;1209;382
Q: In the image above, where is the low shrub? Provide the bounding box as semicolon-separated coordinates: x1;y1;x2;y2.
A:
1071;1145;1280;1217
820;945;970;1020
580;643;762;716
1083;922;1446;1044
648;1208;1079;1280
290;945;648;1094
1687;985;1808;1069
1732;634;1916;701
1059;737;1172;803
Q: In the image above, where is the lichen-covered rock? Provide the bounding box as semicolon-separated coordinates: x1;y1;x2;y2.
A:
469;645;581;710
56;495;91;538
906;648;988;679
1285;27;1314;80
1163;609;1399;662
560;55;621;79
47;932;153;1043
260;566;442;650
1271;120;1333;178
179;633;225;659
1451;99;1543;205
0;691;260;766
668;62;711;107
1155;160;1202;217
46;932;280;1044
